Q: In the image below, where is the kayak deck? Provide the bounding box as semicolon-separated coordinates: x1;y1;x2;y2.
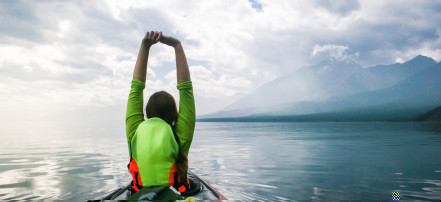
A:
99;171;226;200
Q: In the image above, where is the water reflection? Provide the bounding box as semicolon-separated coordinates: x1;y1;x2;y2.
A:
0;122;440;200
189;122;441;200
0;121;131;201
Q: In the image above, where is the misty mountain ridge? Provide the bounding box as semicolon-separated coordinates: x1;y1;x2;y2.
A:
201;55;440;120
415;106;441;122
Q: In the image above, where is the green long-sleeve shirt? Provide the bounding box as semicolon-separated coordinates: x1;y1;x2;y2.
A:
125;79;195;186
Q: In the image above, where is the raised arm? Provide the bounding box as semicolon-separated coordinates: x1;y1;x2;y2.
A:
126;31;161;158
160;34;195;155
133;31;161;83
160;35;191;84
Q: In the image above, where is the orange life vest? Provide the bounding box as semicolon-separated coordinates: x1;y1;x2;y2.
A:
128;159;190;193
127;127;190;193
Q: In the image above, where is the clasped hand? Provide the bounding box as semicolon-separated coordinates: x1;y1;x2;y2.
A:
142;31;181;48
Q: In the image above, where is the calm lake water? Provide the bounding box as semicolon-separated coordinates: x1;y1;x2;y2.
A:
0;121;440;201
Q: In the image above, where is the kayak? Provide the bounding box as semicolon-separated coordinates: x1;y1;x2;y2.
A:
98;170;227;201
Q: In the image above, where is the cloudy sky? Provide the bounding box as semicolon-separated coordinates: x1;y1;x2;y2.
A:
1;0;441;124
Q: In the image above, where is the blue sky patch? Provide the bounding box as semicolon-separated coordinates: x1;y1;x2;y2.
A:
248;0;263;11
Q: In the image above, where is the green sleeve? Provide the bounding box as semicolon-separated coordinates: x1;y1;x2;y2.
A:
175;81;196;156
126;79;146;157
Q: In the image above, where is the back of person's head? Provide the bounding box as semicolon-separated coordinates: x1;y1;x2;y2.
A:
146;91;178;125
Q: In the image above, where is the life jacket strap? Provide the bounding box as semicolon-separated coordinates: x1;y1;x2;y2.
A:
172;171;191;193
128;158;142;191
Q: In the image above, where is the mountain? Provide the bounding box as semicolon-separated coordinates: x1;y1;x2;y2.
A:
217;60;365;114
200;55;440;121
272;61;441;115
415;106;441;122
358;55;437;90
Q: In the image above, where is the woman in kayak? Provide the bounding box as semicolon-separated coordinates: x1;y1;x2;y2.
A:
125;31;195;194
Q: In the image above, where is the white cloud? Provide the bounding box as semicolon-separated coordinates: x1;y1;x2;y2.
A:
0;0;440;120
394;29;441;62
312;44;359;61
312;44;349;56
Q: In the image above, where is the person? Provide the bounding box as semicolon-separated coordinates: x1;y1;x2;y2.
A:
125;31;195;194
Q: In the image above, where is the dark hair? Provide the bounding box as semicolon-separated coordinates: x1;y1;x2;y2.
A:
146;91;188;181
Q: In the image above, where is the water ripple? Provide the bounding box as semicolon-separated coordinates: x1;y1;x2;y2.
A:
0;122;440;200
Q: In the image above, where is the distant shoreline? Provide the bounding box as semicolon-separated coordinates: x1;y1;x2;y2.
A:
197;110;441;123
197;118;420;122
197;118;440;122
198;105;441;123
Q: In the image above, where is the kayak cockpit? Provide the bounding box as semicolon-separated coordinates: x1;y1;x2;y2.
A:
98;171;226;201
